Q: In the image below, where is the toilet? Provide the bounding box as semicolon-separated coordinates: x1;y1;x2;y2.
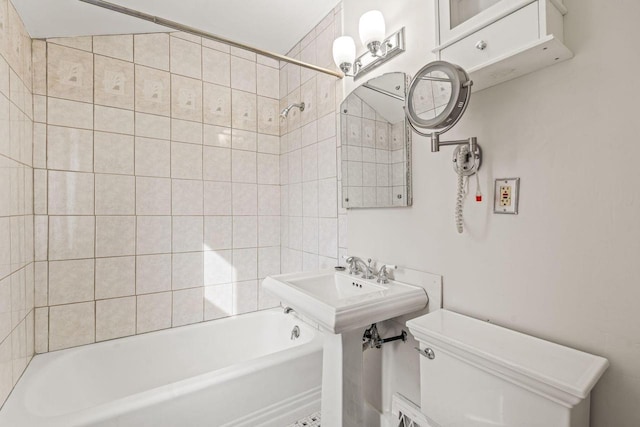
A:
407;310;609;427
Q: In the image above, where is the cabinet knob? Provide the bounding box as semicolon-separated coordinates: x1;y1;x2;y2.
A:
475;40;488;50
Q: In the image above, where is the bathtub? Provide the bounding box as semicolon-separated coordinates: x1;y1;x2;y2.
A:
0;309;324;427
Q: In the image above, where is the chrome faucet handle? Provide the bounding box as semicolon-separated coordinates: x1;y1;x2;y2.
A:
376;264;397;284
342;255;361;275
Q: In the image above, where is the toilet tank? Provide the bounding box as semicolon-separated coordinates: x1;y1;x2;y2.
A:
407;310;609;427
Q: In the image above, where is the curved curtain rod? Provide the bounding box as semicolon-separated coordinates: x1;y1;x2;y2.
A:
78;0;344;79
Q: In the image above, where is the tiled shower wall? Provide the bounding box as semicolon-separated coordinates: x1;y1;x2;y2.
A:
33;32;284;353
0;0;35;406
279;4;348;272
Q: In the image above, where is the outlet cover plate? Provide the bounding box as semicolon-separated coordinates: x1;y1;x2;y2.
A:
494;178;520;214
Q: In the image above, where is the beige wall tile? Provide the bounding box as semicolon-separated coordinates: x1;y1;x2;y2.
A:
203;125;231;148
34;261;48;307
95;256;135;299
230;47;255;61
48;216;95;261
47;43;93;103
93;34;133;62
136;254;171;295
49;302;95;351
95;216;135;257
171;179;203;216
134;137;170;178
258;185;280;215
231;149;256;184
171;142;202;180
94;55;134;110
258;246;280;279
135;137;170;178
258;134;279;155
136;292;171;333
172;252;203;290
96;296;135;342
233;216;257;249
47;171;94;215
0;334;11;403
172;216;203;253
136;177;171;215
204;283;232;320
202;48;230;87
33;169;47;215
231;90;256;131
171;75;202;122
203;82;231;127
258;215;280;247
135;112;170;140
203;181;231;216
204;250;233;286
257;64;279;99
232;280;257;315
204;216;232;250
94;132;134;175
170;36;202;79
257;96;279;135
95;105;134;135
230;56;256;93
136;216;171;255
134;33;169;71
203;146;231;182
202;38;229;53
95;174;135;215
48;259;94;305
47;126;93;172
47;98;93;129
47;36;92;52
172;287;203;326
35;307;48;353
171;118;202;145
0;276;10;342
232;183;257;215
135;65;170;116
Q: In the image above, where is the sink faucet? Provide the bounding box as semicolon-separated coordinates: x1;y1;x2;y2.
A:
376;264;397;284
343;256;375;279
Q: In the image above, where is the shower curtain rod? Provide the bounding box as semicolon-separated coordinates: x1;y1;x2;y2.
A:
79;0;344;79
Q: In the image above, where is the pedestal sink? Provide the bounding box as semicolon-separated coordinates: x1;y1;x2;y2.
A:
263;269;429;427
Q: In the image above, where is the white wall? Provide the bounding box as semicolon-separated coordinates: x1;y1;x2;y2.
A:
342;0;640;425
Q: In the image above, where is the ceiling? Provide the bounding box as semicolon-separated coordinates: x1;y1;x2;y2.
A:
12;0;340;54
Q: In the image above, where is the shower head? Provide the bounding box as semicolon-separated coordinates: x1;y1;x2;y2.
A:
280;102;305;120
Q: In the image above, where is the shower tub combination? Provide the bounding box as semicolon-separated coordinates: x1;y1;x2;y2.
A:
0;309;324;427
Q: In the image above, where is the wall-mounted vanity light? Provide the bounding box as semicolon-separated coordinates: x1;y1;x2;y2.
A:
332;10;405;80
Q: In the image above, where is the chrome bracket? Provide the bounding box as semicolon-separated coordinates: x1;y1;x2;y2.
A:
353;27;406;80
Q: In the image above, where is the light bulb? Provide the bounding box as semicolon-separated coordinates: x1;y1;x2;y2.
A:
332;36;356;70
359;10;385;48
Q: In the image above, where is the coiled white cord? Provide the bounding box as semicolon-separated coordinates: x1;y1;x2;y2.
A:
455;148;467;234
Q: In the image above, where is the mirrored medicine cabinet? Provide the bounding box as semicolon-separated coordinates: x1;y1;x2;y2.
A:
340;72;412;209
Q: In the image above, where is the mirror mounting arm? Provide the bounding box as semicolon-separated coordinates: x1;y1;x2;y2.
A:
432;135;478;153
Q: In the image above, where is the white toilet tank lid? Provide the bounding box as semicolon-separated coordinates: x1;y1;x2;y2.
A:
407;310;609;407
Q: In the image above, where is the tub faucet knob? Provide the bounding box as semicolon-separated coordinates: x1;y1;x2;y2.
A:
284;306;295;314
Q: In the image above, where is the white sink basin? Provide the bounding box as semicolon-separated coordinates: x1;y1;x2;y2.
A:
263;269;428;333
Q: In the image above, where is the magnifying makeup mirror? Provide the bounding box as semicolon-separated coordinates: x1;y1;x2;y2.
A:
405;61;483;234
405;60;481;175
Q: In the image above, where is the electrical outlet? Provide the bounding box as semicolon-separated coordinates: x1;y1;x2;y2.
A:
494;178;520;214
499;186;511;206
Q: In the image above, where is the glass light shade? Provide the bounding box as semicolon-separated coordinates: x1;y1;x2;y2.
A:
359;10;386;47
332;36;356;68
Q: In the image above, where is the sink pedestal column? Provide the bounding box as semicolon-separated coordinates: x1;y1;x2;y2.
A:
321;329;364;427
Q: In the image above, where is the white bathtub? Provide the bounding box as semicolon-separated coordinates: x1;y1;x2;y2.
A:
0;309;324;427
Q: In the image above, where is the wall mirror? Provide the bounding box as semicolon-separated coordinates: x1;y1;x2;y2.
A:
340;72;412;208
